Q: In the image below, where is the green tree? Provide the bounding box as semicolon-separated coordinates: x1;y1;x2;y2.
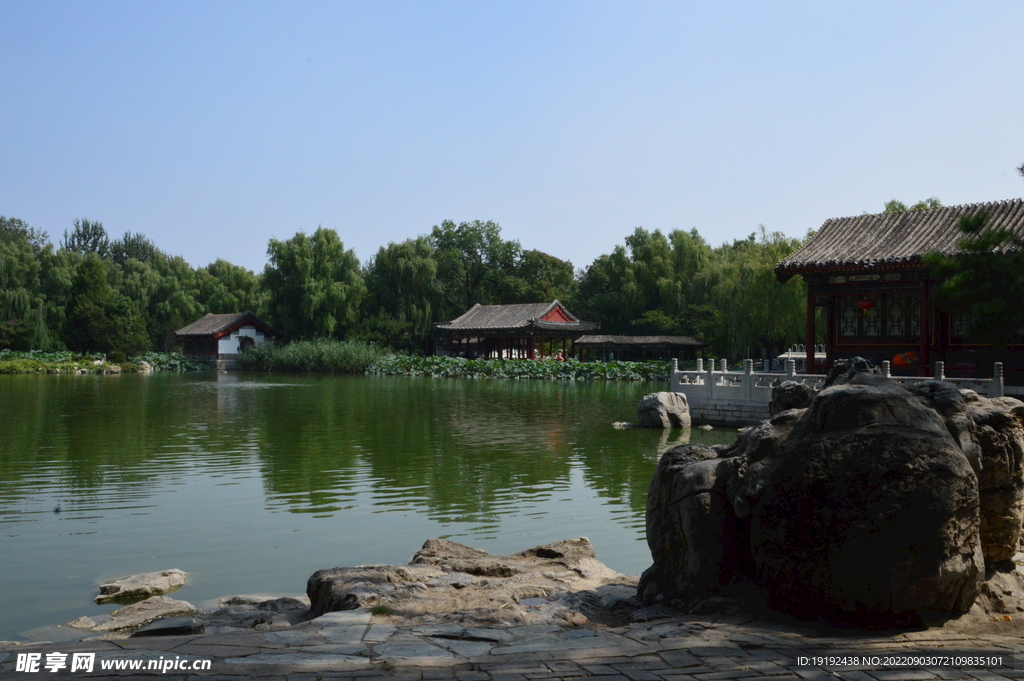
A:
60;218;109;257
358;237;440;351
925;210;1024;346
63;255;148;357
196;259;267;315
430;220;522;317
108;231;162;265
704;227;807;359
264;227;365;339
884;197;943;213
575;227;713;335
511;249;576;303
0;216;50;251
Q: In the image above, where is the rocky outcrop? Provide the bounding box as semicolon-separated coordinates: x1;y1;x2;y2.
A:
637;392;691;429
768;381;815;416
308;538;637;626
93;595;197;631
640;368;1024;626
95;569;187;603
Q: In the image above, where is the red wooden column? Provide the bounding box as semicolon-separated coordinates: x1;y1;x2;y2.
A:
805;280;816;373
918;282;930;377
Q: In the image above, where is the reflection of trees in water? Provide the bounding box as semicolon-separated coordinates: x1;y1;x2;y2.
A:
252;376;691;523
2;374;744;529
0;374;256;510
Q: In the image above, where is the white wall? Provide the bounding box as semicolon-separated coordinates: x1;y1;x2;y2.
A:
217;325;269;355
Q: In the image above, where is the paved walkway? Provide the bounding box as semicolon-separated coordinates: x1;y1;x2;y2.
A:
2;609;1022;680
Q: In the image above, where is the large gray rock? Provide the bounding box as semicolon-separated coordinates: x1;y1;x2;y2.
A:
307;538;637;627
95;569;187;603
639;445;748;606
768;381;816;416
93;595;197;631
641;373;1024;626
637;392;691;429
745;385;983;618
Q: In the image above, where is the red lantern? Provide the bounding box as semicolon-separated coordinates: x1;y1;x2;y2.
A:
857;299;875;313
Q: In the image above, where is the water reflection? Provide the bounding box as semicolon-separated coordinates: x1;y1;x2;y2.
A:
0;374;738;524
0;373;740;639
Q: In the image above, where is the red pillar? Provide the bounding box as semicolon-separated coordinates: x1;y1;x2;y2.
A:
805;281;816;373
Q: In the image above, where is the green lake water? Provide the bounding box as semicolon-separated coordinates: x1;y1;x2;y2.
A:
0;373;738;641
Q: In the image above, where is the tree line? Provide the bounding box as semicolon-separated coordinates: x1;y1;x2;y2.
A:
0;214;811;361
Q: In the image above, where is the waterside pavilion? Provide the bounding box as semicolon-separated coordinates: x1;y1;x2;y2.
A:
175;311;280;360
435;301;598;359
775;198;1024;381
574;335;707;362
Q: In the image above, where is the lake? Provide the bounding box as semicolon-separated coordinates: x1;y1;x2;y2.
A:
0;372;738;641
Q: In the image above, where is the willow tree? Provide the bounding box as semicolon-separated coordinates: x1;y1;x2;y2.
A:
264;227;365;340
359;237;440;351
705;228;807;360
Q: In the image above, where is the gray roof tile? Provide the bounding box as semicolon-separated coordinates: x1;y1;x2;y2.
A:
776;198;1024;280
175;311;279;337
436;301;598;332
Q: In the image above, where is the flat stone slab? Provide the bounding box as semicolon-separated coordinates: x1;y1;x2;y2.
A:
17;624;91;644
130;616;204;637
262;629;316;644
375;638;455;662
432;638;494;658
321;625;368;645
310;609;373;625
94;595;197;632
363;623;398;643
95;569;187;603
224;652;371;668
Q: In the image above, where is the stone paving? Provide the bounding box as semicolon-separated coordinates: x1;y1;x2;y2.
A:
2;609;1023;680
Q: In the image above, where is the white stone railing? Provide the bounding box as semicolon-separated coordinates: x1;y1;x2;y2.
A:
670;358;1004;407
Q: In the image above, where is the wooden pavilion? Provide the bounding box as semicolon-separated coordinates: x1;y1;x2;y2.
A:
775;198;1024;380
573;335;707;362
435;301;598;359
175;311;280;359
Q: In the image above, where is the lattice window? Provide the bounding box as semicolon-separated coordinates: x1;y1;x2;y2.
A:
862;296;881;336
885;294;919;337
905;295;920;336
953;311;973;337
839;297;858;336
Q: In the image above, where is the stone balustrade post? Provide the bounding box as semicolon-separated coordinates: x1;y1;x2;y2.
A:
993;362;1005;398
744;359;754;402
707;359;715;400
882;360;891;378
934;361;945;381
786;359;796;378
721;359;729;373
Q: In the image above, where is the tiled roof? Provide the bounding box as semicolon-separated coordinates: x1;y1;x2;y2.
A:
574;335;707;347
776;198;1024;281
175;312;278;338
436;301;598;332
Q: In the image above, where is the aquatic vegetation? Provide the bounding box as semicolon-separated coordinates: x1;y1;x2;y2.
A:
0;349;209;373
239;339;389;374
367;355;672;381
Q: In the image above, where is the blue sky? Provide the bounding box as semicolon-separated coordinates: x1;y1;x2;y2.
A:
2;1;1023;273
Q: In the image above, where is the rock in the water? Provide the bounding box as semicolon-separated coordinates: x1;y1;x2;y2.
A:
768;380;816;416
94;595;196;631
640;370;1024;626
130;616;205;637
637;392;691;429
95;569;187;603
